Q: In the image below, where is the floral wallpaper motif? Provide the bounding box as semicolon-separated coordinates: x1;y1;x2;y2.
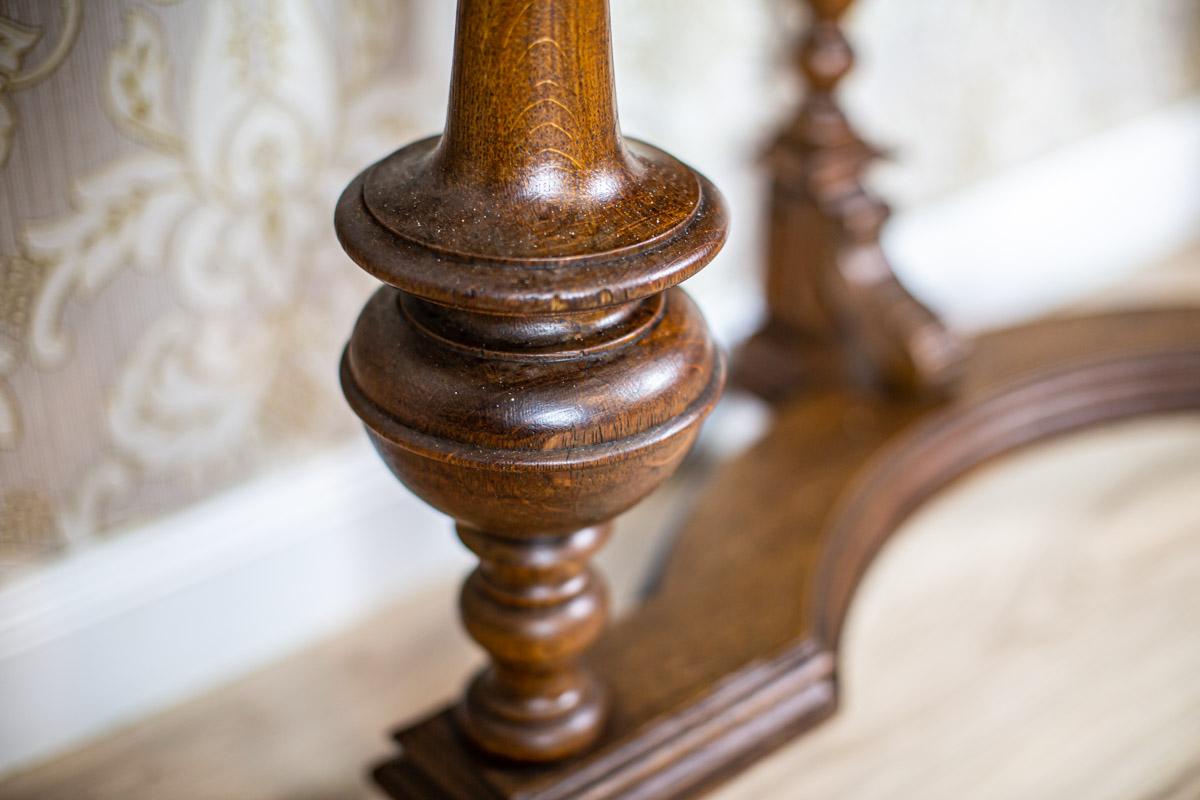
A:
0;1;81;454
0;1;81;168
0;0;1197;576
0;0;435;571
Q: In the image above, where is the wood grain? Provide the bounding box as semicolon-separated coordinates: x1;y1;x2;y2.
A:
338;0;1200;791
335;0;727;767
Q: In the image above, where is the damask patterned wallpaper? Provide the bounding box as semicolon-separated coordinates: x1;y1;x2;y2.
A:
0;0;1197;576
0;0;441;571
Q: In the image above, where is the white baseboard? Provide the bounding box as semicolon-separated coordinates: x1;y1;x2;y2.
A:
887;96;1200;331
0;441;470;775
2;97;1198;777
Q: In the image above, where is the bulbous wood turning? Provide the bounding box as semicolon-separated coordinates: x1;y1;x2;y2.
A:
336;0;727;763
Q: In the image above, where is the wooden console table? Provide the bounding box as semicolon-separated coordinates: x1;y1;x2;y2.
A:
4;1;1196;798
331;1;1200;797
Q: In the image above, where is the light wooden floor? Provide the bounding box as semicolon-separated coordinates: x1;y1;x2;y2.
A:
3;250;1200;799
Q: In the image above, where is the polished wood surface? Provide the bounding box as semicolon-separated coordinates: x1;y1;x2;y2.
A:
336;0;726;770
735;0;964;400
349;0;1200;792
371;310;1200;799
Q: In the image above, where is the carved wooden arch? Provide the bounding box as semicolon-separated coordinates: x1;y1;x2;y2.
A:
811;331;1200;655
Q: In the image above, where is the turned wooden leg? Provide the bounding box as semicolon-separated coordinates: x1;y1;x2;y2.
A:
336;0;727;768
736;0;965;400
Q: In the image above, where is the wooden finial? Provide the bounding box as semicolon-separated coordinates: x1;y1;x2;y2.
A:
336;0;727;763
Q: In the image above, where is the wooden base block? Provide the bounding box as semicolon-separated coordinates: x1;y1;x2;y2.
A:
372;309;1200;799
375;677;835;800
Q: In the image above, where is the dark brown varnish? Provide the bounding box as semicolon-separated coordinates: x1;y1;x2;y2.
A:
336;0;727;766
344;1;1200;798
